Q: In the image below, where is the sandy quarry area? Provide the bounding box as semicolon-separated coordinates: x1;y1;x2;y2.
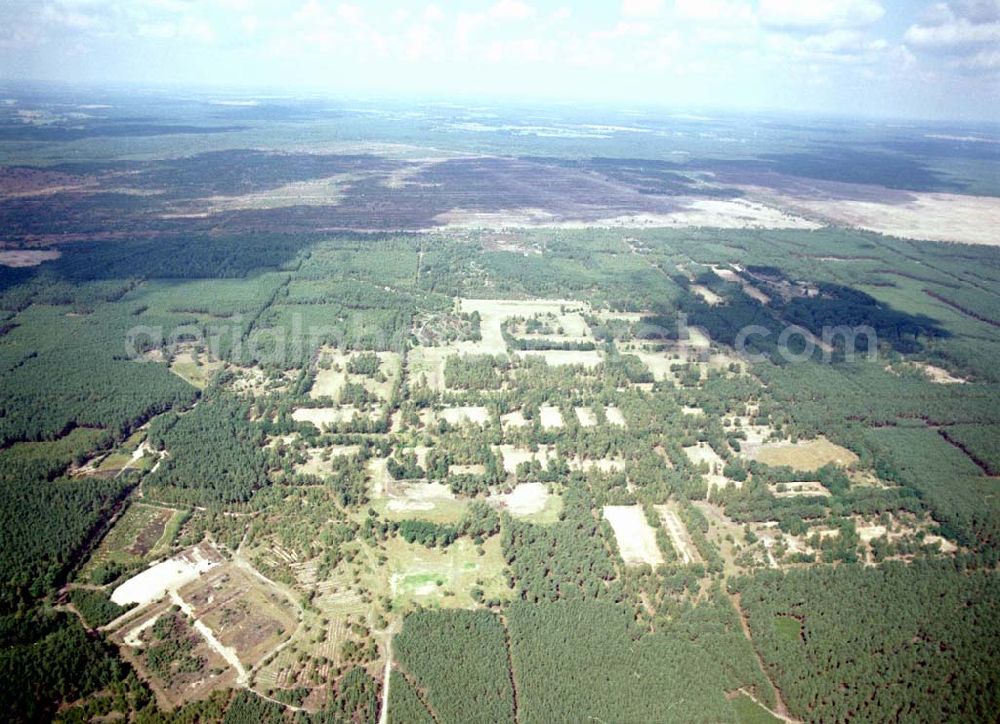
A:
111;545;221;607
756;188;1000;246
603;506;664;566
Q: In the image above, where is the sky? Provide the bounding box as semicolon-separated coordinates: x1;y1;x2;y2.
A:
1;0;998;120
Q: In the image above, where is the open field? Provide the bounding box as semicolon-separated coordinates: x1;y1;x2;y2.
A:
387;536;510;609
750;436;858;472
603;505;664;567
182;563;299;669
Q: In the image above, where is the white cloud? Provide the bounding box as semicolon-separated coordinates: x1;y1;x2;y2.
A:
675;0;753;24
621;0;663;19
423;4;444;22
905;18;1000;49
759;0;884;30
488;0;534;21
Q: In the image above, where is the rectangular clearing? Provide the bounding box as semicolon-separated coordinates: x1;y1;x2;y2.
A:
603;505;664;567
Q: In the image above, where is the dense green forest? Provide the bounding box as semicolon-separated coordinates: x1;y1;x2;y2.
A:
738;561;1000;722
393;610;515;724
0;217;996;722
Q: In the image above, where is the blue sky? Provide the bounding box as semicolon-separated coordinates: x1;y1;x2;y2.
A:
1;0;998;120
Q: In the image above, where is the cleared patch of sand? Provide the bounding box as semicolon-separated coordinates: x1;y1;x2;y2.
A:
691;284;723;305
759;189;1000;246
605;406;626;427
111;545;221;607
0;249;61;267
385;482;456;512
501;410;529;429
539;405;564;429
123;614;161;648
458;298;593;358
770;481;831;498
496;444;554;473
569;457;626;473
684;442;725;470
436;199;817;230
517;349;603;367
407;346;449;391
439;405;490;426
497;482;550;517
751;436;858;472
913;362;967;384
682;406;704;416
310;366;347;399
292;406;369;428
603;505;664;566
654;505;699;564
449;463;486;476
575;407;598;427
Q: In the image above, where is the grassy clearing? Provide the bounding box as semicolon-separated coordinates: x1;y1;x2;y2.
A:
751;436;858;472
387;536;510;610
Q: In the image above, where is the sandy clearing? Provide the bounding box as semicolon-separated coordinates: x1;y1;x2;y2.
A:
654;505;698;564
435;198;818;230
123;613;161;648
169;590;249;685
682;406;704;416
0;249;61;267
539;405;564;429
439;405;490;426
517;349;603;367
111;546;220;607
498;482;550;517
691;284;723;305
458;298;593;357
605;406;626;427
291;406;377;428
683;442;725;470
568;456;626;473
450;463;486;475
385;482;456;512
501;410;529;429
857;525;888;543
309;367;347;399
757;188;1000;246
575;407;597;427
770;481;831;498
603;506;664;567
495;444;554;473
913;362;967;384
406;346;450;391
751;436;859;472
